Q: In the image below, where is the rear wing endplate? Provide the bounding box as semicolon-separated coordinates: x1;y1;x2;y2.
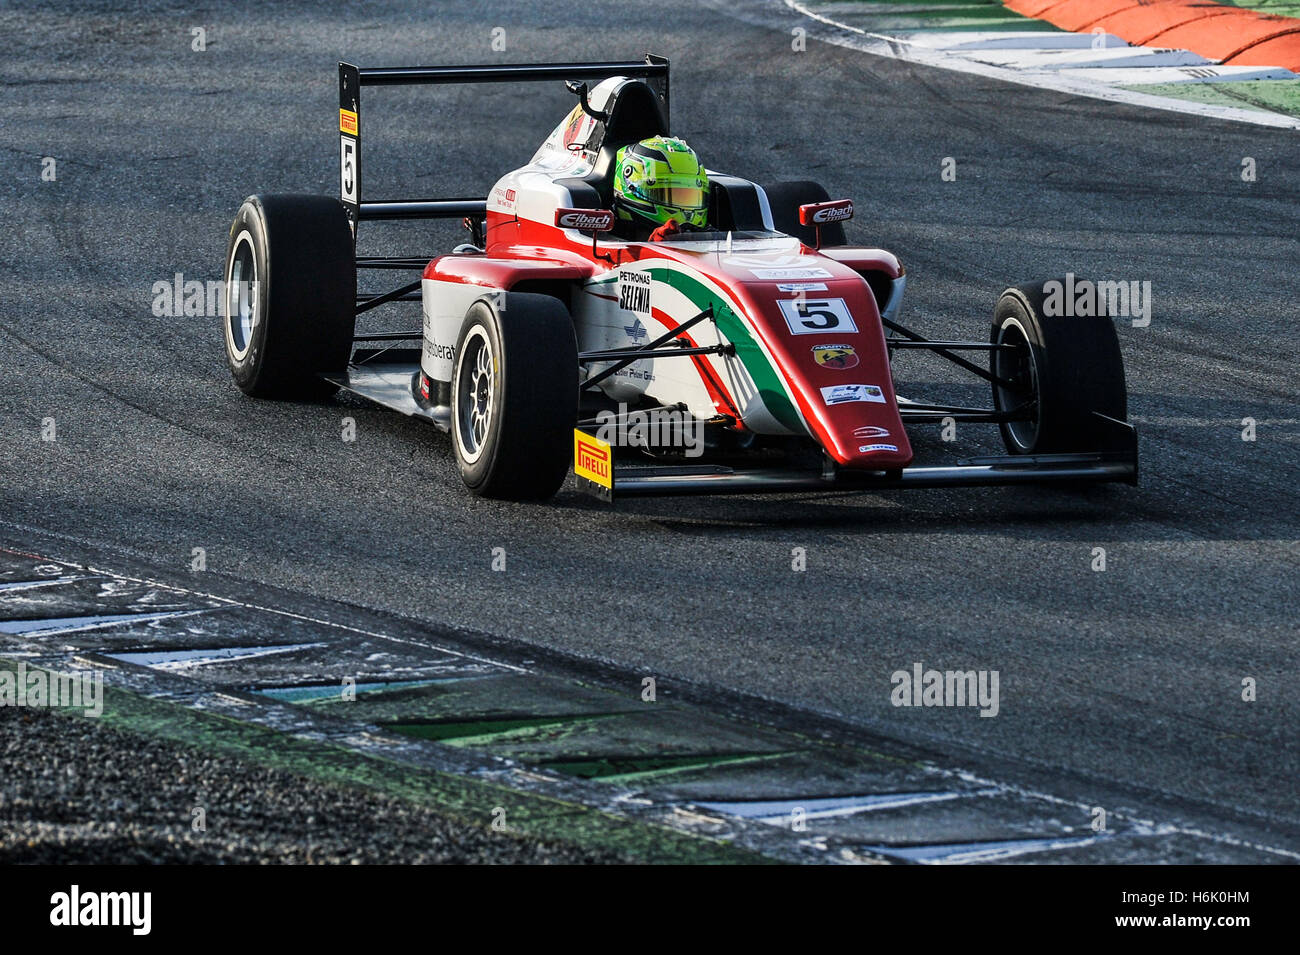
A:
338;56;670;238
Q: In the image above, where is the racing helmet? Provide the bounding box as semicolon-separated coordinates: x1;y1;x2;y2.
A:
612;137;709;230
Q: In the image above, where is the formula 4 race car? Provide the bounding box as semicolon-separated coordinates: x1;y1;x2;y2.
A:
222;56;1137;501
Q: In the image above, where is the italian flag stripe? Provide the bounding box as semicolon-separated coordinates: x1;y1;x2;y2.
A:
644;267;802;433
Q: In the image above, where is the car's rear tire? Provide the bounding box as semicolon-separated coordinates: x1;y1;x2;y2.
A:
762;180;847;247
223;194;356;399
451;293;578;500
991;280;1128;454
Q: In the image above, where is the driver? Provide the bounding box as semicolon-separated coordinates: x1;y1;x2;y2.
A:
611;136;710;242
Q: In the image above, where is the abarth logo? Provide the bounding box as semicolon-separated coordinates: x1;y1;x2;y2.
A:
812;343;858;370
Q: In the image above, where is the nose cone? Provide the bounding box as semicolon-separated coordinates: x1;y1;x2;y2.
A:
722;260;913;470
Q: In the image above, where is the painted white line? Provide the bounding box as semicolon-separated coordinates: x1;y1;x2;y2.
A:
897;30;1127;51
872;832;1109;864
105;642;329;672
0;576;96;593
1061;65;1298;85
961;47;1212;71
698;788;990;823
0;609;210;637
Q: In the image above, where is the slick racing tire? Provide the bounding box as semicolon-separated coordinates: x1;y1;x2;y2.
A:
990;280;1128;455
223;194;356;399
451;292;579;500
762;180;847;247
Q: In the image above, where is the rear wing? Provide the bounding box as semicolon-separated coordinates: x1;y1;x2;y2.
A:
338;56;670;238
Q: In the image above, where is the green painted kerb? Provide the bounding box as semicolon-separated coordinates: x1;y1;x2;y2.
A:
1119;80;1300;118
0;659;771;865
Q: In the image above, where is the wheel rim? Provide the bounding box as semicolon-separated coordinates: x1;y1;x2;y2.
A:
225;231;258;360
455;326;495;464
993;317;1040;451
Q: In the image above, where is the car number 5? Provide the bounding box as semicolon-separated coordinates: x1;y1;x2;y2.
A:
340;137;357;203
778;297;858;335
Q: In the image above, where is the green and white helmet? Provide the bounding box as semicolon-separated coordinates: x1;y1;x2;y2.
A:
613;136;709;230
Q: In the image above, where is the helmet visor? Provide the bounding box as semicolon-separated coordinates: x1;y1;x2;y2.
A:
646;185;707;210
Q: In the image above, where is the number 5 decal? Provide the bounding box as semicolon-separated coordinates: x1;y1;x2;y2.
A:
777;297;857;335
340;136;357;203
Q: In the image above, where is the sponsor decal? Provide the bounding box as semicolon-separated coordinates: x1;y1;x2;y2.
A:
419;373;430;400
749;267;834;281
799;199;854;225
555;207;614;231
778;297;858;335
859;443;898;453
561;104;591;150
776;282;827;292
618;269;651;321
492;185;517;209
340;136;357;204
812;343;859;370
853;425;891;438
821;383;885;405
339;109;358;135
623;316;648;343
724;254;818;268
574;429;613;497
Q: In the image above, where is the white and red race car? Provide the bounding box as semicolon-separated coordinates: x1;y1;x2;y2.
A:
222;56;1136;501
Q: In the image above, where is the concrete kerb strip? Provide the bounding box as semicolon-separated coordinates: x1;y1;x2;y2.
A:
0;656;777;865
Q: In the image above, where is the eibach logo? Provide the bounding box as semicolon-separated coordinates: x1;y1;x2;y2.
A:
811;201;853;223
555;208;614;231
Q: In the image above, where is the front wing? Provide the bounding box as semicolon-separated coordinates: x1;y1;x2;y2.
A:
574;413;1137;500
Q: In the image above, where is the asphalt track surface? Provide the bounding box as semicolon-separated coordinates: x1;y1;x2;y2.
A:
2;0;1297;859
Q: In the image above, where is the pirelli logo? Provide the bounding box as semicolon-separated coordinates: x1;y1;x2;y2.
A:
339;108;358;135
574;429;612;500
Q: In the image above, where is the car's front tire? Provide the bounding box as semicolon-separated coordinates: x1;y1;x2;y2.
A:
223;194;356;399
991;280;1128;454
451;293;578;500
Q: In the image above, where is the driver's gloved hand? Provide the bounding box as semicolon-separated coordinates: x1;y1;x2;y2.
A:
649;219;682;242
